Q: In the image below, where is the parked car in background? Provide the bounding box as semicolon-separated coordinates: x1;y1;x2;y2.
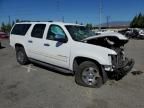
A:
137;29;144;39
119;28;144;39
95;29;115;35
0;32;9;39
0;32;9;48
118;28;131;37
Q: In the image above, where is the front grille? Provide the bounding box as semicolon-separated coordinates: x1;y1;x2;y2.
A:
111;48;124;69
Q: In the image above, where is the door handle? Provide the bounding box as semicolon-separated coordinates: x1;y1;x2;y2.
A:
28;40;33;43
44;43;50;46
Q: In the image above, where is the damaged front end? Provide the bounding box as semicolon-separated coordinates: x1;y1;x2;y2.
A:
109;53;134;80
83;33;135;80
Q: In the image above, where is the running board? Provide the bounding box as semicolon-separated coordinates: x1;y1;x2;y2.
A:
29;58;73;74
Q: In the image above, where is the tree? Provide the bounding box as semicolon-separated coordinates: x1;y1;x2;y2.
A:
130;13;144;28
12;20;15;26
142;16;144;28
6;23;12;34
80;22;83;25
16;19;20;23
1;22;12;33
86;23;93;30
130;15;138;28
1;19;18;33
1;22;6;32
137;13;143;28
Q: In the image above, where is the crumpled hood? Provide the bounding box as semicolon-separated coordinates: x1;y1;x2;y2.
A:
81;32;128;42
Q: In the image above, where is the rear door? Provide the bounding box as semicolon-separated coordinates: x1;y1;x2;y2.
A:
27;24;47;61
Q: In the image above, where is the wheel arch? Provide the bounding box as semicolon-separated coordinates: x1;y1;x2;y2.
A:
73;56;102;73
15;43;28;56
15;43;24;49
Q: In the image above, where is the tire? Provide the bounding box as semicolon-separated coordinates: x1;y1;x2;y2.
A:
16;47;29;65
75;61;103;88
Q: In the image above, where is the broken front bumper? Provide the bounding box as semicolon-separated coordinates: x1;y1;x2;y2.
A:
104;58;135;80
114;58;135;73
113;58;135;80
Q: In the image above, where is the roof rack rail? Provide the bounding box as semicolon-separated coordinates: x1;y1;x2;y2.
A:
19;20;53;22
47;20;53;22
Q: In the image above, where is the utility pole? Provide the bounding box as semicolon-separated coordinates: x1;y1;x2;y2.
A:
56;0;65;22
8;16;11;25
106;16;110;28
99;0;102;30
56;0;60;11
56;0;60;21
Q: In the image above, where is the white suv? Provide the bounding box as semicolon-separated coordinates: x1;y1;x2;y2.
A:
10;21;134;88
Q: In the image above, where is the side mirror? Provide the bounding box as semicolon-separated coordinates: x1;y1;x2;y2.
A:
55;38;67;43
55;34;68;43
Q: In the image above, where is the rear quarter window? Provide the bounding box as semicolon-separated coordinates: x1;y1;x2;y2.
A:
11;24;31;36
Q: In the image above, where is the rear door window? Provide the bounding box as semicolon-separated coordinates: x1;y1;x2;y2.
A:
11;24;31;36
31;24;46;39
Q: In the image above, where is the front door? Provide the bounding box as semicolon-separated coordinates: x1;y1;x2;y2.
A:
42;24;70;69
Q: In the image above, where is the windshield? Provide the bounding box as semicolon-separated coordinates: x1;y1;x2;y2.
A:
65;25;96;41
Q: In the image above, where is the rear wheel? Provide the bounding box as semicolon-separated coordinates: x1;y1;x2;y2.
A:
16;47;29;65
75;61;103;88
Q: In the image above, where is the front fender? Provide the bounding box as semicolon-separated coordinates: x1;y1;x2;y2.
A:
69;42;117;70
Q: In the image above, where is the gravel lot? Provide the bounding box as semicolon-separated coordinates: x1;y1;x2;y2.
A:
0;39;144;108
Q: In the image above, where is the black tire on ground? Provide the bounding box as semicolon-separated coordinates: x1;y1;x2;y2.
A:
75;61;103;88
16;47;29;65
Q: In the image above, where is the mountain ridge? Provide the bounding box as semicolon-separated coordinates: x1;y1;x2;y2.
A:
97;21;130;27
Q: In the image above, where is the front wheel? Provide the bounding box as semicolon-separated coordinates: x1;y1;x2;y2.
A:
75;61;103;88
